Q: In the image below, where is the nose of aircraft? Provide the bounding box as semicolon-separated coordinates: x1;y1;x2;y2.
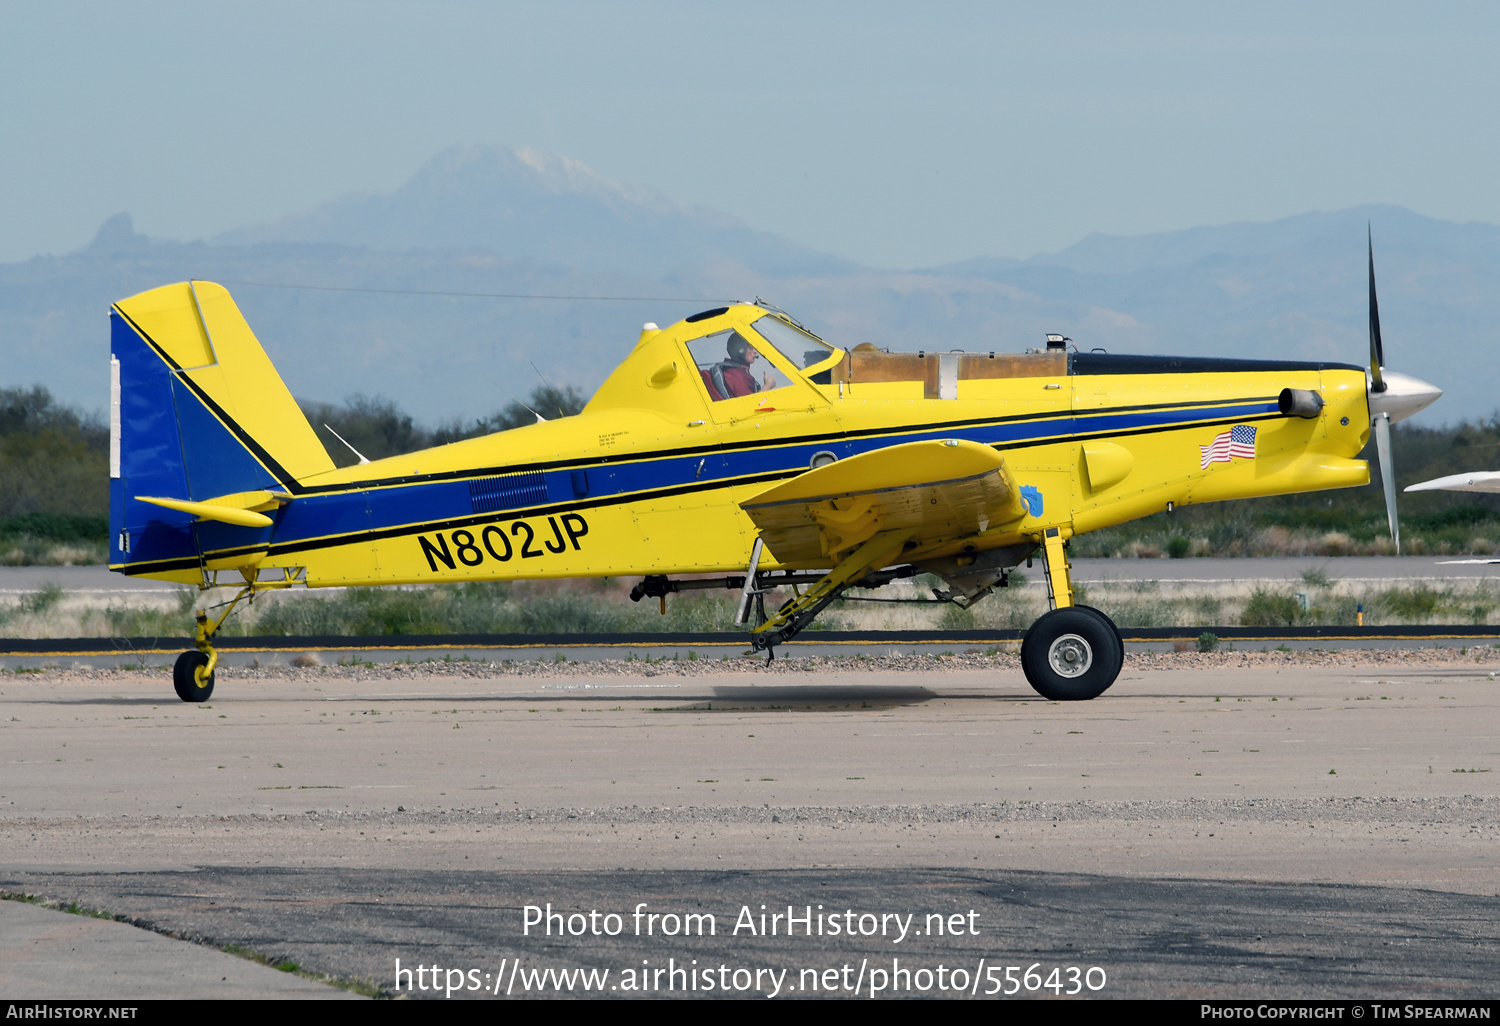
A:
1368;370;1443;425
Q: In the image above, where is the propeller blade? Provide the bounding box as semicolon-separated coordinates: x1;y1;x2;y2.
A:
1369;224;1386;393
1374;411;1399;554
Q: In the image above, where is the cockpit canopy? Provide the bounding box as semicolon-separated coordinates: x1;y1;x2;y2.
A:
687;314;839;402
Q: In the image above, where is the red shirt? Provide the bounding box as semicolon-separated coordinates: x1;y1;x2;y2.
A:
702;361;760;401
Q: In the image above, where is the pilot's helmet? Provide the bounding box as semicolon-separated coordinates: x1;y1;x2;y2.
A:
726;332;755;364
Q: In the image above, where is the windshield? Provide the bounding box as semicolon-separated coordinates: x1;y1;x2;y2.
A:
750;315;838;371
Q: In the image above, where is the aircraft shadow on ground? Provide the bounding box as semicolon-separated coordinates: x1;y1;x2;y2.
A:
707;684;938;707
40;686;1056;708
47;696;174;707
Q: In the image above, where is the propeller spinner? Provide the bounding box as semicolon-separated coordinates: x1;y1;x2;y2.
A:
1365;227;1443;553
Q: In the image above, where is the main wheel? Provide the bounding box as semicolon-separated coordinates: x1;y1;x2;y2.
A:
173;650;214;703
1020;607;1123;701
1073;604;1124;668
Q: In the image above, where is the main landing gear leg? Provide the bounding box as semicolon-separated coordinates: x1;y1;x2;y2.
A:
173;587;251;703
747;529;916;659
1021;528;1123;701
1040;527;1074;610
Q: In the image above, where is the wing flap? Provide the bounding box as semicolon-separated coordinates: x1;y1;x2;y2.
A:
740;439;1027;563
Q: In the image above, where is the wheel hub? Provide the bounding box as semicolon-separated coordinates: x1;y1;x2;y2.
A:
1047;633;1093;678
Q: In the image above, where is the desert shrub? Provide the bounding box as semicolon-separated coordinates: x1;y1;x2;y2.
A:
0;513;107;542
88;590;198;638
1189;596;1224;625
1408;505;1498;531
1241;587;1301;626
0;583;64;628
0;387;109;520
243;580;742;637
1376;584;1445;622
938;603;977;629
1091;598;1179;628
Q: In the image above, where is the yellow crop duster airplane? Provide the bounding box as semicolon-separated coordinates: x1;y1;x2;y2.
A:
108;238;1439;703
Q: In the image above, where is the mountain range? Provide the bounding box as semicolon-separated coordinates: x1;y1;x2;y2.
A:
2;145;1495;426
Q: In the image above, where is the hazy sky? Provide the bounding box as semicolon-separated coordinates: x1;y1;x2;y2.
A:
5;1;1499;268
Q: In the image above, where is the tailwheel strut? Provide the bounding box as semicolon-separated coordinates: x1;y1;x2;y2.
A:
173;586;253;703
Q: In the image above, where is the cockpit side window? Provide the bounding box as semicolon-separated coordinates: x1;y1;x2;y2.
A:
687;329;794;402
749;315;838;371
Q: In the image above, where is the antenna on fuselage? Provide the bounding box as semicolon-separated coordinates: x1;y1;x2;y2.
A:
529;361;568;419
516;398;546;424
490;381;545;424
322;424;370;465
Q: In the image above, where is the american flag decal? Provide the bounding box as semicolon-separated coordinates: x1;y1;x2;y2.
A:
1200;425;1257;469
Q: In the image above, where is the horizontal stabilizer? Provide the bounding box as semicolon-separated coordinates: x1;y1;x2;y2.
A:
740;438;1027;563
136;491;287;528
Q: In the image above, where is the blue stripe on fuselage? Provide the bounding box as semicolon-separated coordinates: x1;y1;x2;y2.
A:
230;398;1278;556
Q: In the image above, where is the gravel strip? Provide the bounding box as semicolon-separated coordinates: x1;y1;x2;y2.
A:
11;796;1496;829
9;645;1500;683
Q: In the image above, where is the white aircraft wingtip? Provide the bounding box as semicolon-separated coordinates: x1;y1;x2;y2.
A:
1404;471;1500;494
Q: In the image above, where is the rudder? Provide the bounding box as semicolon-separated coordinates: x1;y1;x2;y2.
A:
109;281;335;579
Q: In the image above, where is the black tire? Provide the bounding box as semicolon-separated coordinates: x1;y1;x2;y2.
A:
1073;604;1124;668
173;650;214;703
1020;607;1122;701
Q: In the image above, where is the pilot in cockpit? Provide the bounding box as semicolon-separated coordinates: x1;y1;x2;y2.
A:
704;332;775;400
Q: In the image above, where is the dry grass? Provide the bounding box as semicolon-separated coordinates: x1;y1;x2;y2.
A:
5;570;1500;639
0;539;107;566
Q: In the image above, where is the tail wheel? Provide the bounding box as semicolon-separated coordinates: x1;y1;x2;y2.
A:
173;650;215;703
1020;607;1123;701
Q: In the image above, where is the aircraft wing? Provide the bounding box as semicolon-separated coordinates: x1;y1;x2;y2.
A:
1404;471;1500;494
740;439;1028;564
